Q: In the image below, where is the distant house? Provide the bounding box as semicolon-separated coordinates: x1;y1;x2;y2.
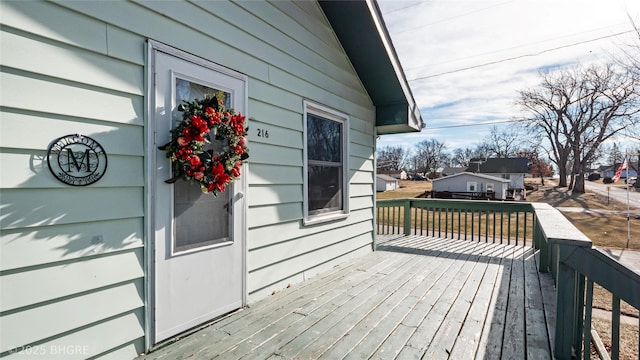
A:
441;166;466;176
466;158;529;198
378;170;407;180
377;174;399;192
598;165;613;178
599;162;638;180
431;172;511;200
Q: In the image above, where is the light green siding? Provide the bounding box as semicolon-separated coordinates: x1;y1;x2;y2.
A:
1;0;146;357
1;0;377;357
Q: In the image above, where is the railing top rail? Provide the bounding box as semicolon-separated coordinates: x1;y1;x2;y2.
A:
377;198;533;211
530;202;592;248
589;248;640;308
376;198;410;207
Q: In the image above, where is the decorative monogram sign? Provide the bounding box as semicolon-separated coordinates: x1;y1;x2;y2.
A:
47;134;108;186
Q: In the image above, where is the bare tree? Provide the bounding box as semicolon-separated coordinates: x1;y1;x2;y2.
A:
472;142;493;161
612;19;640;143
603;142;624;166
481;125;524;158
450;147;475;167
613;18;640;136
449;144;496;167
516;63;640;192
618;16;640;78
410;139;448;177
377;145;408;172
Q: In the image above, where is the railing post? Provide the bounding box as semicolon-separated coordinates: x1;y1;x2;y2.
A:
536;221;549;273
583;280;594;360
551;244;558;280
403;199;412;236
574;273;585;358
555;244;582;359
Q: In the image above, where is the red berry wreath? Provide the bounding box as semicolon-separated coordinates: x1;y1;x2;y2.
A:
159;92;248;195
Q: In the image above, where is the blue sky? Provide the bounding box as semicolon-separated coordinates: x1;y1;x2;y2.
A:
377;0;640;154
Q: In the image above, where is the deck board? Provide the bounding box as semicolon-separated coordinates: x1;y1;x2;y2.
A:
502;245;526;358
142;235;556;360
449;242;505;359
408;242;488;356
525;248;553;359
481;245;516;360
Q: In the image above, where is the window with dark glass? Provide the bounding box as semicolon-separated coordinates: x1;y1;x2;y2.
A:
304;102;349;223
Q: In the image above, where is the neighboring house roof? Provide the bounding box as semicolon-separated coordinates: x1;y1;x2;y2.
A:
319;0;423;134
377;174;398;182
431;172;510;183
599;162;639;174
377;170;404;178
466;157;529;174
442;167;466;176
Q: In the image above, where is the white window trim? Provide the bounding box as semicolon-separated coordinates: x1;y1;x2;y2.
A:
302;100;350;225
486;183;494;192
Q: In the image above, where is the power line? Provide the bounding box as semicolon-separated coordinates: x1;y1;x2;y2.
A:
381;1;426;16
408;29;636;81
425;118;529;130
404;22;632;72
389;1;514;35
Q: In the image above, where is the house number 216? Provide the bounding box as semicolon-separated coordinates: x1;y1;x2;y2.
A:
257;129;269;138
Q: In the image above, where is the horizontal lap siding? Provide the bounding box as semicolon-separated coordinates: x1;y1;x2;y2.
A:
1;218;144;271
237;0;376;300
0;1;145;358
1;0;378;356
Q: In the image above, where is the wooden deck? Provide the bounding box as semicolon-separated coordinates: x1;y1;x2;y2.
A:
142;235;557;360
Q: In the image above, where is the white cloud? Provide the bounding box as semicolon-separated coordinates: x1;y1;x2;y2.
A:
377;0;640;154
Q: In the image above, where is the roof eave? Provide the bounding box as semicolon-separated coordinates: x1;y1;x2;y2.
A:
432;172;511;183
319;0;424;134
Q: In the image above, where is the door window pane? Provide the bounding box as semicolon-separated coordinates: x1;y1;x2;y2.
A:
173;78;232;253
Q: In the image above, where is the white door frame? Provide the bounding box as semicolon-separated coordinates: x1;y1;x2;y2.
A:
144;39;248;349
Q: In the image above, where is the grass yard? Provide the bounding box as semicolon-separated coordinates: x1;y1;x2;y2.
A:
526;182;639;250
376;180;432;199
590;318;639;360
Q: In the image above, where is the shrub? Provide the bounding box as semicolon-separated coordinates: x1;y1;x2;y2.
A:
602;177;613;184
588;173;601;181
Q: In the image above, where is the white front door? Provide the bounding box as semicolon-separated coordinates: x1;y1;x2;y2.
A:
149;43;246;344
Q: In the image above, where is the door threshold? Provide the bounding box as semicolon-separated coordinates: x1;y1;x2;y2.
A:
143;307;246;356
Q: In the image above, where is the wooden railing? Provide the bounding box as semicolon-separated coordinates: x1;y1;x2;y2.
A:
376;199;640;360
532;203;640;360
376;198;534;246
